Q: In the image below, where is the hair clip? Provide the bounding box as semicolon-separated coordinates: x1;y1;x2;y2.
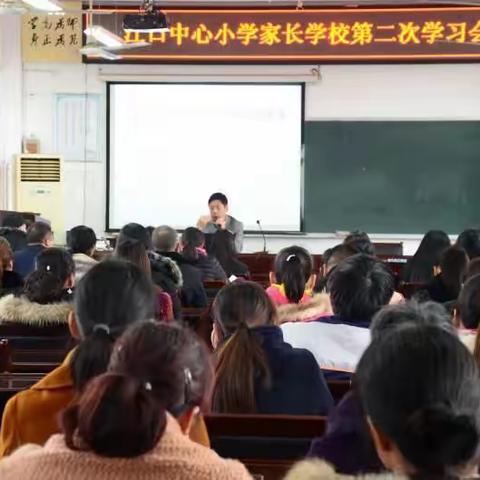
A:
145;381;152;391
46;265;51;271
93;324;110;335
286;254;297;262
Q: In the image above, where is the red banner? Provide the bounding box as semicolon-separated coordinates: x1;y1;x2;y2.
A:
85;7;480;63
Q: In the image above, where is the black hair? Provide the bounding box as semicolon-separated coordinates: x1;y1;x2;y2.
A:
26;221;52;244
181;227;205;262
403;230;451;284
458;274;480;330
273;246;314;304
64;321;213;458
439;246;469;299
208;231;249;278
371;301;456;341
117;223;150;250
467;258;480;281
68;226;97;255
70;259;155;392
344;231;375;256
24;248;74;304
357;326;480;477
456;229;480;260
327;254;394;322
2;213;25;229
324;244;356;272
208;192;228;206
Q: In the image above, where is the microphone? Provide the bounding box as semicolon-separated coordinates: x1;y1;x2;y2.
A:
256;219;267;253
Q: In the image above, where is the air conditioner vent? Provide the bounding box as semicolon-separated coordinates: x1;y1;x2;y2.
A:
20;158;61;182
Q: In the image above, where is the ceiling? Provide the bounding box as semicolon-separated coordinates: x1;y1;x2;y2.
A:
87;0;480;6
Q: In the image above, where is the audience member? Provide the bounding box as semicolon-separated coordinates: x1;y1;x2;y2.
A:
403;230;450;284
0;260;156;456
0;248;73;327
115;236;173;322
152;226;207;308
267;246;315;306
211;281;333;415
281;254;394;376
290;319;479;479
68;225;97;282
343;231;375;256
425;246;468;304
466;257;480;280
455;274;480;354
318;244;356;288
307;301;457;476
200;192;244;253
118;223;183;317
456;228;480;259
0;238;23;296
0;213;27;252
181;227;227;281
13;222;53;279
357;326;480;478
207;230;249;278
0;322;251;480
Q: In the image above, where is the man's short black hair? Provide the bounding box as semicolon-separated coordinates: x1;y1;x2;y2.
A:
458;274;480;329
68;225;97;254
208;192;228;206
2;213;25;229
344;231;375;256
27;221;52;244
327;254;394;322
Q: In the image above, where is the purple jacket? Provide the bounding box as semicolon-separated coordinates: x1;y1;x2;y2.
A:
308;391;384;475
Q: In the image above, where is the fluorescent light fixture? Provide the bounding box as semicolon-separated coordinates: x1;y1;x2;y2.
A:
84;25;124;48
22;0;62;11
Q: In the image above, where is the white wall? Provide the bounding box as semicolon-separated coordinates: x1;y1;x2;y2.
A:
8;58;480;253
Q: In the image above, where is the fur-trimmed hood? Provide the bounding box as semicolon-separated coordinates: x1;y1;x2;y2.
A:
149;251;183;289
0;295;72;326
277;294;332;325
284;460;397;480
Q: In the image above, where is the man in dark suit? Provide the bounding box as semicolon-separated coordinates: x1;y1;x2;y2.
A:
13;222;53;279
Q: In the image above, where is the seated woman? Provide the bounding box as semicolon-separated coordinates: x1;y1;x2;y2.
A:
207;230;249;278
425;246;469;304
0;248;74;327
181;227;227;282
0;260;208;457
67;225;98;282
0;322;251;480
211;281;333;415
289;307;480;479
403;230;451;284
0;237;23;297
115;237;173;322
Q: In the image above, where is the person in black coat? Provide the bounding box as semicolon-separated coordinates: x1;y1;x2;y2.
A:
151;225;207;309
211;281;333;415
0;213;28;252
180;227;226;281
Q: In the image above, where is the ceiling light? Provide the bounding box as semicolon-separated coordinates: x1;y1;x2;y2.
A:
84;25;124;48
22;0;62;11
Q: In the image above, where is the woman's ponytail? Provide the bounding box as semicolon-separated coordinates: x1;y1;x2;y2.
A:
63;372;165;458
282;255;307;304
274;247;314;304
70;327;115;392
213;324;271;413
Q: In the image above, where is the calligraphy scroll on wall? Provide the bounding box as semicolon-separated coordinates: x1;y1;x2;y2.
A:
22;2;82;62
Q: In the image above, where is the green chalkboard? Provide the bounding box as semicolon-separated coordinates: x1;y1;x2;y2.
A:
303;121;480;234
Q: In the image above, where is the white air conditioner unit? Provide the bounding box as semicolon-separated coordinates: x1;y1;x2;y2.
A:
15;154;65;244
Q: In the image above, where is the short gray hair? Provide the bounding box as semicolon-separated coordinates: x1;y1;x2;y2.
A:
370;300;456;341
152;226;178;252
